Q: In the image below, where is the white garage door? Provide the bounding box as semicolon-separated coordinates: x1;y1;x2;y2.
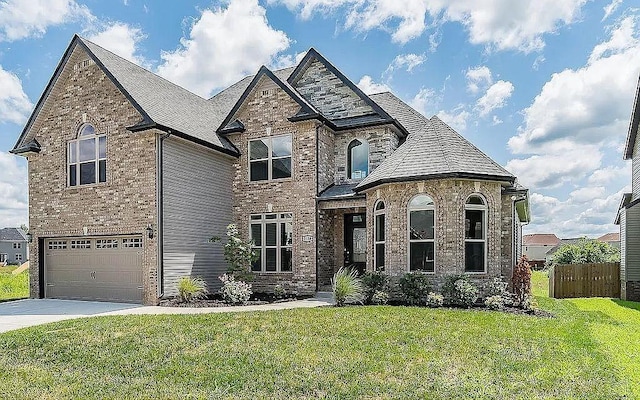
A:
45;236;143;303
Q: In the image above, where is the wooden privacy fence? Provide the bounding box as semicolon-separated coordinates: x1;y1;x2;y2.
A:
549;262;620;299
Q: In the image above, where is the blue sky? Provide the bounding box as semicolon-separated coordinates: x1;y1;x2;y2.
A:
0;0;638;238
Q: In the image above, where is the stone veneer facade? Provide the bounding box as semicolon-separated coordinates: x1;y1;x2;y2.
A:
26;46;159;304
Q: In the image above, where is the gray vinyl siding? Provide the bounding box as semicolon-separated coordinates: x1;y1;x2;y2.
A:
625;203;640;280
0;241;28;264
620;210;626;281
634;139;640;201
162;136;234;296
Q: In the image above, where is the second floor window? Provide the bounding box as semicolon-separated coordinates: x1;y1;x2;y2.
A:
249;134;292;181
348;139;369;180
68;123;106;186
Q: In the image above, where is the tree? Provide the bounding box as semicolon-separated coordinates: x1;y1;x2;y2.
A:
550;238;620;266
210;224;257;281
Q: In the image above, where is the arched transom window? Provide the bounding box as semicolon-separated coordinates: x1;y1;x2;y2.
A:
465;194;487;273
408;194;435;272
374;200;385;271
347;139;369;180
68;123;106;186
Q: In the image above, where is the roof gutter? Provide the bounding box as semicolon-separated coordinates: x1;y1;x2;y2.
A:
354;172;516;193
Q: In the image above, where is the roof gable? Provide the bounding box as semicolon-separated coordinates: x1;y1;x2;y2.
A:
217;66;317;134
288;48;393;122
0;228;27;241
624;75;640;160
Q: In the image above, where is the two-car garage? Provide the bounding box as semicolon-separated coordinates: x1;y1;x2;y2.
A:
44;236;144;303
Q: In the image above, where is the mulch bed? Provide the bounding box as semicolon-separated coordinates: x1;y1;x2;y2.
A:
158;294;305;308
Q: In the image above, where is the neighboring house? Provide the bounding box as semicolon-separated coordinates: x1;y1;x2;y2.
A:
0;228;28;266
10;35;530;305
597;232;620;249
522;234;560;268
616;74;640;302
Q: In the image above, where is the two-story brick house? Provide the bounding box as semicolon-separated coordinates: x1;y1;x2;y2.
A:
11;35;530;304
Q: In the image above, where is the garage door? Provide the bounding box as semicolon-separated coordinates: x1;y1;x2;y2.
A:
45;236;143;303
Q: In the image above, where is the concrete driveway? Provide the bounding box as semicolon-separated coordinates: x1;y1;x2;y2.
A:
0;297;332;334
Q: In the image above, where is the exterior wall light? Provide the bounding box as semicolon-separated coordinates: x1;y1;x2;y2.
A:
146;224;154;239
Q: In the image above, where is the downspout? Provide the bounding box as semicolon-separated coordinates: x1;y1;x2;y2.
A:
315;121;325;292
157;130;171;298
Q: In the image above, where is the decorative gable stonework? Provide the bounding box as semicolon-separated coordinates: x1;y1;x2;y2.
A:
25;44;159;304
293;59;374;119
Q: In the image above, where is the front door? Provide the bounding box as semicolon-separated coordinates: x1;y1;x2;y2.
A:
344;213;366;274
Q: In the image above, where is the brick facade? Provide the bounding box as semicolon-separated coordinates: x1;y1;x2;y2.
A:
26;45;159;304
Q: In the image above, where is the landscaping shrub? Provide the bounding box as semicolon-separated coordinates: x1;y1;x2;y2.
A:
210;224;258;281
177;277;208;303
371;290;390;305
512;256;532;308
399;273;431;306
443;275;479;308
426;292;444;308
332;267;365;307
484;276;514;307
361;271;389;304
219;274;253;305
484;295;505;310
550;238;620;266
273;284;286;299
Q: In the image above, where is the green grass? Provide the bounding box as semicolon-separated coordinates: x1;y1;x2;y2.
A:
531;270;549;297
0;266;29;300
0;271;638;399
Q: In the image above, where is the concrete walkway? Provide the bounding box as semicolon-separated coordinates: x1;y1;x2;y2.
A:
0;296;333;334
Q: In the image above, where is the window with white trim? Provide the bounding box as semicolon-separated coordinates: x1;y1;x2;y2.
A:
70;239;91;249
0;254;7;263
347;139;369;179
96;239;118;249
465;194;487;273
15;254;23;262
374;200;385;271
250;213;293;272
122;238;143;248
68;123;106;186
48;241;67;250
13;243;21;249
249;135;292;181
408;194;435;272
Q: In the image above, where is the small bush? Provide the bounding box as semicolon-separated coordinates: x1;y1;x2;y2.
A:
512;256;532;308
426;292;444;308
484;295;505;310
332;267;365;307
177;277;208;303
371;290;390;305
219;274;252;305
273;284;286;299
485;276;514;307
362;271;389;304
399;273;432;306
443;275;479;308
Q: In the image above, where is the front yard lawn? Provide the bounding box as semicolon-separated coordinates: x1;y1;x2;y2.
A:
1;291;639;399
0;266;28;301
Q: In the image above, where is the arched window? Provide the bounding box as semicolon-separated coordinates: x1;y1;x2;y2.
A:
347;139;369;179
408;194;435;272
67;123;106;186
465;194;487;273
374;200;385;271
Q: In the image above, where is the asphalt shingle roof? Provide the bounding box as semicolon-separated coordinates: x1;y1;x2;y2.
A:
356;92;515;191
318;183;361;200
0;228;27;241
80;37;238;154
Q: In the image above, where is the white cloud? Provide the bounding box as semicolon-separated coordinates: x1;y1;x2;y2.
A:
491;115;503;125
437;106;470;132
0;152;28;229
270;0;587;51
509;16;640;154
475;80;514;117
157;0;291;98
587;164;631;186
466;66;492;93
386;53;426;74
0;66;33;125
86;22;147;66
357;75;391;95
602;0;623;21
0;0;92;42
505;145;603;189
409;87;438;117
272;51;306;70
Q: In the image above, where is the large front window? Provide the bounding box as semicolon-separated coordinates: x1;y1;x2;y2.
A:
408;194;435;272
250;213;293;272
347;139;369;179
374;200;385;271
68;123;106;186
465;195;487;273
249;135;292;181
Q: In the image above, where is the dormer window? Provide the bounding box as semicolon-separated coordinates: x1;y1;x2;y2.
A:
68;123;106;186
347;139;369;180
